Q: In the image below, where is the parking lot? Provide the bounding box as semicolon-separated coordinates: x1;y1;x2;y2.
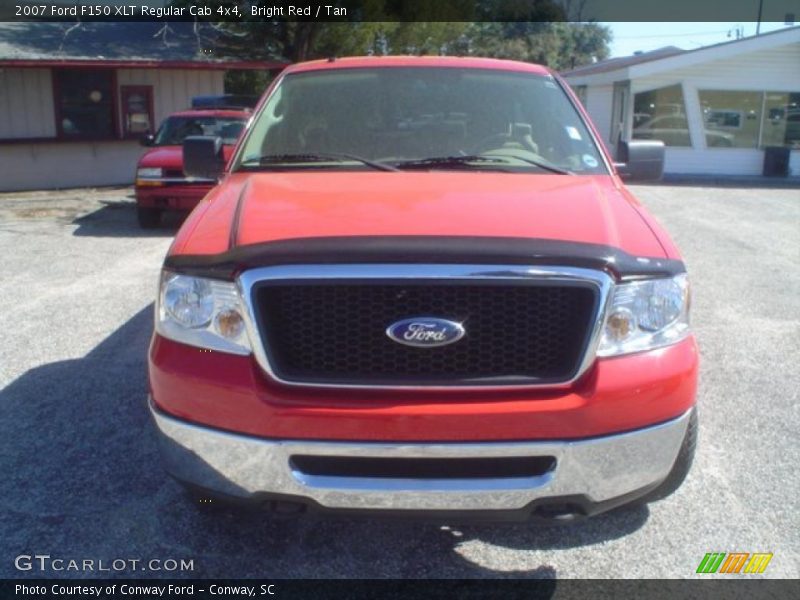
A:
0;184;798;579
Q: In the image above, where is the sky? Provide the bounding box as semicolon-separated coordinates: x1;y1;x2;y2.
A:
605;21;794;57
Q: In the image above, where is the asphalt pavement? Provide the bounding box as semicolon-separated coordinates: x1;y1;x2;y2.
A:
0;184;797;579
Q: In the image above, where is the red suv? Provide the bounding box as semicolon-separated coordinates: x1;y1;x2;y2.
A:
148;57;698;521
134;97;254;228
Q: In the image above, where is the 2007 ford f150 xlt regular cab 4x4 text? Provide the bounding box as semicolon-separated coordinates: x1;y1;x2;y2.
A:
148;57;698;522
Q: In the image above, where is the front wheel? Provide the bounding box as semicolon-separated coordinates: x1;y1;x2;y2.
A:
137;206;162;229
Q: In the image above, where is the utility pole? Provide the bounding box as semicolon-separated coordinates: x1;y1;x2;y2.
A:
757;0;763;35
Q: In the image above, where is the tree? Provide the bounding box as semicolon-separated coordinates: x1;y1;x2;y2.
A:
208;20;473;62
464;21;611;70
171;1;610;75
175;1;474;62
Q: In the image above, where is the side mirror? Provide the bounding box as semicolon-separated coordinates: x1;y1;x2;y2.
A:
615;140;665;182
183;136;225;180
140;134;155;147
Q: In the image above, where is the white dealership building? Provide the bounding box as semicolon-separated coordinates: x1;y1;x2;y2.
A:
563;26;800;177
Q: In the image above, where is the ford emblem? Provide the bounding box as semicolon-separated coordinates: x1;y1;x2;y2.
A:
386;317;465;348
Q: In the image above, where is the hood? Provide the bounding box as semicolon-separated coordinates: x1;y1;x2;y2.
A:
137;146;183;170
137;145;236;169
173;171;667;259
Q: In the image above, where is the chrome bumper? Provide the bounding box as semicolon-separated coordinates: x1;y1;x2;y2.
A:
149;398;691;512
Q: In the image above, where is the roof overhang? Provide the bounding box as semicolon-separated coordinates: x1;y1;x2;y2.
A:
564;26;800;86
0;59;288;70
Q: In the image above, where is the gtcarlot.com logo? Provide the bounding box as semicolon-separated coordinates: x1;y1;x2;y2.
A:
696;552;773;574
15;554;194;573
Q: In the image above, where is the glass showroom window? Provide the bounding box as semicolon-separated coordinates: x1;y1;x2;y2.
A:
632;84;691;147
762;92;800;149
54;70;115;139
698;90;761;148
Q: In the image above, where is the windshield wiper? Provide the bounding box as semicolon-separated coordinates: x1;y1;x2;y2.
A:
241;153;399;172
393;155;511;171
481;153;575;175
393;154;573;174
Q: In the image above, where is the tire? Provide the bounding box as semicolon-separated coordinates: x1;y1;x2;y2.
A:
137;206;162;229
638;409;698;504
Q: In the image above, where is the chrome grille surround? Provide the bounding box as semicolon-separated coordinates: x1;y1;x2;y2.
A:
237;264;614;389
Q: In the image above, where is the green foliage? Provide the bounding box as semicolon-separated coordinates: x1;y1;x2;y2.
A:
371;22;471;55
223;69;274;96
465;22;611;70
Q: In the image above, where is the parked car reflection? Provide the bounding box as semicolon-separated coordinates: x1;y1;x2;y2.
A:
633;115;735;147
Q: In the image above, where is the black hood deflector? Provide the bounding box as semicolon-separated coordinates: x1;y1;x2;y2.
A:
164;236;684;282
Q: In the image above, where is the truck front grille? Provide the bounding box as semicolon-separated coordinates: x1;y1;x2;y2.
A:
252;280;600;387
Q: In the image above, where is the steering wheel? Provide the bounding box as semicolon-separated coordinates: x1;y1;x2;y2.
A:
471;131;539;155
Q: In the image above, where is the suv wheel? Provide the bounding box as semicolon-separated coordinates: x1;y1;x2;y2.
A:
137;207;162;229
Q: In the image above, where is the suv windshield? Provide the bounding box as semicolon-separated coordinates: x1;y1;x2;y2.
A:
154;116;246;146
236;67;606;174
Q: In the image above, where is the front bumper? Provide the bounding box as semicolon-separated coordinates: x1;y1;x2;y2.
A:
135;184;212;211
150;398;692;516
149;335;698;442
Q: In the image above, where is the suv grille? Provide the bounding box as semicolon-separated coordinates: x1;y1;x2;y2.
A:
253;282;598;386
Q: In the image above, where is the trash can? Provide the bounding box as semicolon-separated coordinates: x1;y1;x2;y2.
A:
763;146;790;177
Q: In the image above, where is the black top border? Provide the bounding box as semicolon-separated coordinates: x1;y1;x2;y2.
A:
2;0;798;22
163;235;686;281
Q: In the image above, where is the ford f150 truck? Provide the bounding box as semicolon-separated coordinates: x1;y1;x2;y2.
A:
148;57;698;522
134;97;254;228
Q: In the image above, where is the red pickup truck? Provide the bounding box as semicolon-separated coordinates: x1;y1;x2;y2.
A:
148;57;698;522
134;100;251;228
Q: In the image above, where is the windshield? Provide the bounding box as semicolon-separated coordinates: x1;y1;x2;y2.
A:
154;116;246;146
235;67;607;174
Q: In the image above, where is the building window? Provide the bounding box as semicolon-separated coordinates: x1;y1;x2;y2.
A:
632;84;691;147
53;69;116;139
572;85;588;107
121;85;154;138
761;92;800;149
699;90;761;148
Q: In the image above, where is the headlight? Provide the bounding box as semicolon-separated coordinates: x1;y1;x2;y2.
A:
597;274;690;357
136;167;163;178
163;275;214;328
156;272;251;355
